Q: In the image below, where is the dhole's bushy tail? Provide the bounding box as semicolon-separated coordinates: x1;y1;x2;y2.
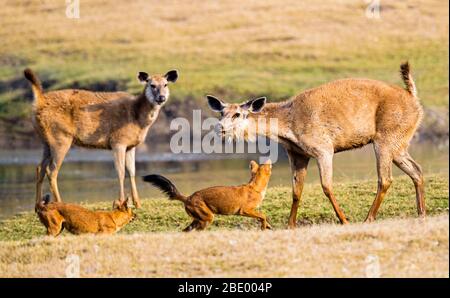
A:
142;174;187;203
400;62;417;98
24;68;44;105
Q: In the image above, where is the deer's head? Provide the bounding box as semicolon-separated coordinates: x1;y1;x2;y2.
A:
138;70;178;105
206;95;266;141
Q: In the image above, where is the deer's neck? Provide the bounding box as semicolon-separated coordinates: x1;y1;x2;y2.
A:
134;93;161;127
246;102;290;141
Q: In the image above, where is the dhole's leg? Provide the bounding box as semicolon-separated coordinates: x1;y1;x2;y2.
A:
113;145;127;203
365;143;393;222
46;212;65;237
125;147;141;208
393;151;425;217
241;209;271;230
194;209;214;231
183;219;200;232
46;140;71;202
35;144;51;209
195;219;212;231
317;152;348;224
287;150;310;228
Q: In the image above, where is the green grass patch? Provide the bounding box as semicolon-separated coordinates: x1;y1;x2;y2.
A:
1;174;447;242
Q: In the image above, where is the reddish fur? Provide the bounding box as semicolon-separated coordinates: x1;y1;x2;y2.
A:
144;161;272;231
36;196;135;236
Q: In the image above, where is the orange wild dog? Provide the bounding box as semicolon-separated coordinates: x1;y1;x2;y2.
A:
143;160;272;231
24;68;179;209
36;194;135;236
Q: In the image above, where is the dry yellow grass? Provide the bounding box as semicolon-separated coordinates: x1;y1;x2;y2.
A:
0;0;448;106
1;215;448;277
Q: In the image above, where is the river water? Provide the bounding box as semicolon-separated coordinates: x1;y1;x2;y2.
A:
0;143;448;219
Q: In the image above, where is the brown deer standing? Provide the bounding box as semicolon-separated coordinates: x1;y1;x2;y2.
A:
206;62;424;227
25;68;178;209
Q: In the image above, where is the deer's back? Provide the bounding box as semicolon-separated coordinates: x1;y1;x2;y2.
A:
286;78;422;152
33;89;145;149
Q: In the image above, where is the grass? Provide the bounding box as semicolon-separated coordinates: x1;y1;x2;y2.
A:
0;215;448;277
0;174;447;241
0;174;447;277
0;0;448;122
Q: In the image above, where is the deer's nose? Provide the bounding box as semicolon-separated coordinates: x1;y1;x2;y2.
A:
157;95;166;102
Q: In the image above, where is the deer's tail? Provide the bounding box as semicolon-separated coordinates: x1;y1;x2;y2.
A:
24;68;44;106
400;61;417;98
142;174;187;203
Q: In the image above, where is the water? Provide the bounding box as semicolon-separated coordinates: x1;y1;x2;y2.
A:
0;144;448;219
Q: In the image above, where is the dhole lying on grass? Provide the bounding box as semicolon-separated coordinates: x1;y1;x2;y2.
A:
143;160;272;232
36;194;135;236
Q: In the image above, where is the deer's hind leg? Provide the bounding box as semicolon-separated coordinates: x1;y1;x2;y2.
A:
365;142;393;222
394;151;425;217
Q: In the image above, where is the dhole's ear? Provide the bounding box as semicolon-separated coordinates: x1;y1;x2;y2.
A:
206;95;226;112
241;97;266;113
137;72;149;84
124;196;131;208
113;199;124;209
165;70;178;83
249;160;259;173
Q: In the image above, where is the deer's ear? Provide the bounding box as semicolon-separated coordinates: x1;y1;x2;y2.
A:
241;97;266;113
249;160;259;173
137;72;149;84
206;95;226;112
165;69;178;83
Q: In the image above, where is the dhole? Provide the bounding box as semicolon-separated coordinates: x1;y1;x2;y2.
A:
143;160;272;231
36;194;135;236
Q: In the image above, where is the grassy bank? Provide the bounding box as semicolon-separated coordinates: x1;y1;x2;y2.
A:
0;0;448;119
0;174;448;241
0;215;448;277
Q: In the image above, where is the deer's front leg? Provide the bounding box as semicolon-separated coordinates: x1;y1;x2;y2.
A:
113;145;126;203
125;147;141;208
287;150;310;228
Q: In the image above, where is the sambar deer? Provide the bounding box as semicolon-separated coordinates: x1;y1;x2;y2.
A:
25;68;178;209
206;62;424;227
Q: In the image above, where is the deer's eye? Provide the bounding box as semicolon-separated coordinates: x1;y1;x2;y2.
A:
232;113;241;119
150;84;156;89
164;84;168;87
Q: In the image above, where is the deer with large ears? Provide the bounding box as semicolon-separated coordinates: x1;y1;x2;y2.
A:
207;62;425;227
25;68;178;209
